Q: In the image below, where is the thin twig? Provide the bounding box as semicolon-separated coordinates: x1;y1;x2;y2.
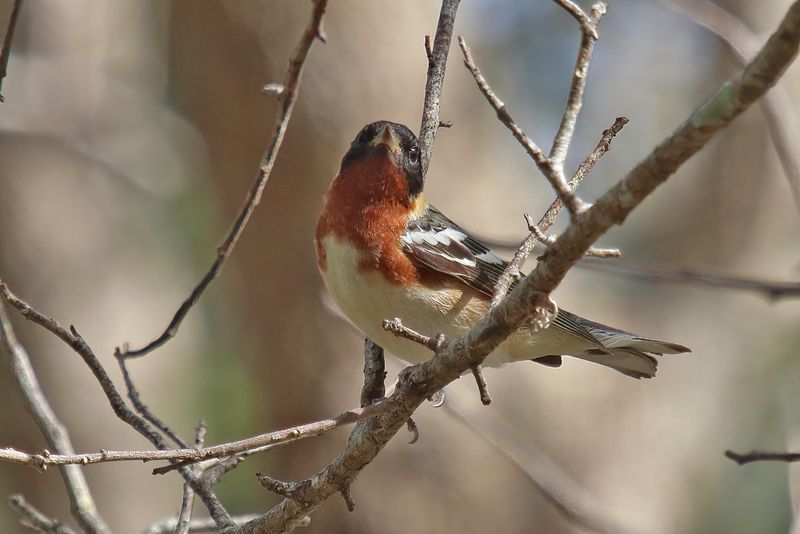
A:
549;1;607;164
116;355;190;449
382;318;446;353
469;366;491;405
0;0;23;103
8;494;76;534
418;0;461;176
580;258;800;299
660;0;800;214
116;0;328;358
175;423;208;534
725;449;800;465
1;300;109;532
144;514;261;534
0;281;234;529
0;396;394;471
489;117;628;308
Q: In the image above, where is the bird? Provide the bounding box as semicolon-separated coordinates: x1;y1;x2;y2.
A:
315;120;690;379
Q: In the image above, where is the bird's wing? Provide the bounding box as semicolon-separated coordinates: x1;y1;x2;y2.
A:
401;206;609;351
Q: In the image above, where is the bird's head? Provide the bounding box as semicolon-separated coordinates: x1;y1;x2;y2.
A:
337;121;424;203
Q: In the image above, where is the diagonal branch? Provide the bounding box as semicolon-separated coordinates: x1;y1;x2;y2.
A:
418;0;461;176
0;0;23;103
229;2;800;531
0;301;109;533
490;116;629;308
549;1;607;164
117;0;328;358
9;494;76;534
0;281;235;529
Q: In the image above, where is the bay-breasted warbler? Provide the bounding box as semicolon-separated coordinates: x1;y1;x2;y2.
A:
315;121;689;378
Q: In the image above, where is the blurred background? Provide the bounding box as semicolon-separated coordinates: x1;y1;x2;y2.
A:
1;0;799;532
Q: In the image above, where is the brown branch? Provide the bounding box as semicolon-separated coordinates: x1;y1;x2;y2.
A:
144;514;261;534
0;396;394;471
725;449;800;465
360;339;386;408
8;494;76;534
1;299;109;532
0;280;235;529
418;0;461;176
660;0;800;214
229;3;800;531
489;117;628;308
382;318;446;353
0;0;23;103
580;259;800;299
116;354;190;449
116;0;328;358
549;1;606;164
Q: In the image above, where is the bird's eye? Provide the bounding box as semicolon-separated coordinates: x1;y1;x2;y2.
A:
408;146;420;164
356;128;373;145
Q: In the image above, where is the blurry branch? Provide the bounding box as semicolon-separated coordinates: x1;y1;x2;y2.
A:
580;259;800;300
175;423;207;534
0;281;235;530
8;494;75;534
660;0;800;214
0;385;394;470
0;0;23;103
418;0;461;176
145;515;261;534
725;449;800;465
442;402;637;534
0;297;109;532
232;3;800;532
117;0;328;358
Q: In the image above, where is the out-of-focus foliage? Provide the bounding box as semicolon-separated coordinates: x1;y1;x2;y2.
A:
1;1;799;532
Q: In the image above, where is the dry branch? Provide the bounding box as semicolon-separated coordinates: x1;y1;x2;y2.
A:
0;301;109;533
0;0;23;102
725;449;800;465
8;494;76;534
418;0;461;176
117;0;328;358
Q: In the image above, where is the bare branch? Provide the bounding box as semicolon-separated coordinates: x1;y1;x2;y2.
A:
117;0;329;358
489;117;628;308
0;0;23;103
8;494;76;534
360;339;386;408
0;280;234;529
581;259;800;299
725;449;800;465
0;397;394;471
230;3;800;531
660;0;800;214
418;0;461;176
145;515;261;534
549;1;607;164
382;318;446;353
1;299;109;532
469;365;491;405
116;355;190;449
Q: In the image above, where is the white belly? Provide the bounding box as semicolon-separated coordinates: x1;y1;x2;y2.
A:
319;236;519;365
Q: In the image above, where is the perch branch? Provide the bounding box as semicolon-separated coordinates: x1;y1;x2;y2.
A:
360;339;386;408
116;0;328;358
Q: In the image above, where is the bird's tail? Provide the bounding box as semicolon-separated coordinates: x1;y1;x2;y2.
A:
568;317;690;379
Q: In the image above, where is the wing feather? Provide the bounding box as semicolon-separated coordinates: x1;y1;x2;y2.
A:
401;206;609;351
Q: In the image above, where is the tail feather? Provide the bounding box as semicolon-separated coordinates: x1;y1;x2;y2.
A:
556;314;691;379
